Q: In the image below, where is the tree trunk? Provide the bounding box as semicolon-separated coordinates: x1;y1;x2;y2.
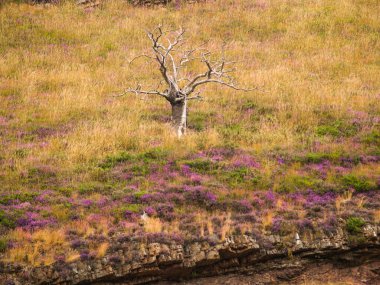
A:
171;100;187;138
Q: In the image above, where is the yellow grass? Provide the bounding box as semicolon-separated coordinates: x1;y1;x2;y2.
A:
0;0;378;190
262;211;273;229
96;242;109;258
374;210;380;224
66;251;81;263
4;228;67;266
144;217;163;233
221;212;232;241
335;189;354;212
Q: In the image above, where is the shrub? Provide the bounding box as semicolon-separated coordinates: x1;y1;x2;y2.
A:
346;217;365;234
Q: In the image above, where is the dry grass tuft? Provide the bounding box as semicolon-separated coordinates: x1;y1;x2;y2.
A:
4;228;67;266
221;212;232;241
336;189;354;212
374;210;380;224
144;217;163;233
96;242;109;258
262;211;273;229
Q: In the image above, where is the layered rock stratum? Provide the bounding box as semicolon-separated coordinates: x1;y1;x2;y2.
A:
1;224;379;284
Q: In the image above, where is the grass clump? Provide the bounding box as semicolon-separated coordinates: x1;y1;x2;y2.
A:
183;159;214;174
99;152;134;169
221;167;261;188
300;153;332;163
99;148;167;170
124;204;141;213
0;238;8;253
346;217;365;234
77;182;113;195
0;210;15;229
275;175;323;193
341;174;377;192
187;112;213;131
316;120;359;137
362;130;380;145
139;148;168;161
0;193;38;205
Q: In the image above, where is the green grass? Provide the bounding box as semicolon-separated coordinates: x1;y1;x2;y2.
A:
346;216;365;234
341;174;377;192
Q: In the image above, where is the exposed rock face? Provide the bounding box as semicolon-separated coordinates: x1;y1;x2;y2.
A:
75;0;203;8
127;0;202;6
1;226;379;284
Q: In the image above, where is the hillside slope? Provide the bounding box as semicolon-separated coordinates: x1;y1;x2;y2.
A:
0;0;379;283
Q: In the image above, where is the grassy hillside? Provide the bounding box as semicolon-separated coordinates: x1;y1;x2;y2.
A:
0;0;379;266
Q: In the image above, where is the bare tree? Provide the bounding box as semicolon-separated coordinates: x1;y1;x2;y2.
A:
120;26;254;138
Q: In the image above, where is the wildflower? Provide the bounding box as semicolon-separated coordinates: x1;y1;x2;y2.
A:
144;206;156;216
297;218;314;232
81;199;93;208
231;154;260;168
234;199;253;213
271;217;283;234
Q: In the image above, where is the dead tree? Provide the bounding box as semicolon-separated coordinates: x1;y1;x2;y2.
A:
121;26;253;138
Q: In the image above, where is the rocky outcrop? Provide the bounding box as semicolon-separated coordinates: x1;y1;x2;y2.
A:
127;0;202;6
1;225;379;284
75;0;203;8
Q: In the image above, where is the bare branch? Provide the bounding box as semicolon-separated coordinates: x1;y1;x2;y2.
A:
189;79;255;93
129;54;156;64
121;25;259;107
114;84;169;99
186;92;203;101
